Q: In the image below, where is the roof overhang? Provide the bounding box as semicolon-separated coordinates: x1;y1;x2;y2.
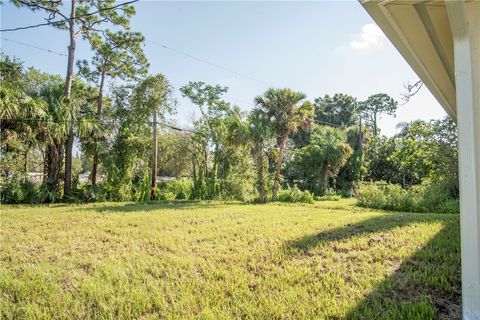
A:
360;0;457;119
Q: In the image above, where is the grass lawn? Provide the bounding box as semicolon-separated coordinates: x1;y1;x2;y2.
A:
1;199;460;319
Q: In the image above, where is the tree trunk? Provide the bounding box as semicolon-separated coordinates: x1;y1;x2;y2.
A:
150;112;158;200
91;70;106;186
46;142;64;198
204;147;208;181
255;140;267;203
192;156;197;199
318;166;329;195
64;129;74;197
23;149;28;175
43;147;47;183
63;0;77;198
272;136;287;201
91;153;99;185
209;147;219;198
97;70;106;117
358;117;363;147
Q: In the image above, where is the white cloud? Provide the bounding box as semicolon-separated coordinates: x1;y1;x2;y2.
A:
349;23;386;51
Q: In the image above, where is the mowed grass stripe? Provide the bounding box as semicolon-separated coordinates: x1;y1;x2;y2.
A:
0;200;460;319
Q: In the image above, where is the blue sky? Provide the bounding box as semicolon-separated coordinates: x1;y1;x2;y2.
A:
1;1;448;136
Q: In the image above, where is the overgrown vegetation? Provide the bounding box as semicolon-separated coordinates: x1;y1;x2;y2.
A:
1;200;460;319
356;181;459;213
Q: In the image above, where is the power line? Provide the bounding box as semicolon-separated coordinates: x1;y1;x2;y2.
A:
2;116;345;130
1;37;274;95
0;37;257;109
1;37;67;56
1;0;275;89
146;39;274;87
0;38;341;129
1;118;195;133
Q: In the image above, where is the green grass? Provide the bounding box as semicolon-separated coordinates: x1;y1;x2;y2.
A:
0;199;460;319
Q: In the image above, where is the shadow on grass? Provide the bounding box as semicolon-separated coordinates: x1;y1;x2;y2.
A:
285;213;461;319
346;220;461;319
286;214;436;253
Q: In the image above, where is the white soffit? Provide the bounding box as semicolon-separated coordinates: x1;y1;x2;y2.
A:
361;0;457;119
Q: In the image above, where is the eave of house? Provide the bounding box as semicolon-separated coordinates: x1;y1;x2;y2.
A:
360;0;457;120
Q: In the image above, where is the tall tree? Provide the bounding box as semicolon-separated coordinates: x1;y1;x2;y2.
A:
254;88;314;201
78;30;148;185
11;0;138;197
228;108;272;203
314;93;358;127
131;74;176;200
287;126;353;195
359;93;398;136
180;82;232;199
38;77;99;200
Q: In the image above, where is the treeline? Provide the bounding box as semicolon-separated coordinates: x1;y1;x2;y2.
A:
1;52;458;208
0;1;458;208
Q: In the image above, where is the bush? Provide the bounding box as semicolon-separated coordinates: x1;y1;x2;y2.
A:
0;175;44;204
277;186;314;204
74;184;108;203
175;191;187;200
356;181;459;213
218;175;255;202
436;199;460;214
158;179;193;201
356;182;387;209
314;188;342;201
412;181;449;212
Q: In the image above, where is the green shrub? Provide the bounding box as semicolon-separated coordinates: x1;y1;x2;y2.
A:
0;175;44;204
158;179;193;201
175;191;187;200
356;182;387;209
436;199;460;214
356;181;459;213
383;184;413;212
314;188;341;201
218;175;255;201
415;181;450;212
277;186;314;204
75;184;108;203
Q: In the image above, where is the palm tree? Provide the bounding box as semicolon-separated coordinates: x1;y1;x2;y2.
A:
38;79;99;200
313;126;353;193
38;81;73;196
228;107;272;203
254;88;314;201
288;126;353;195
0;86;46;177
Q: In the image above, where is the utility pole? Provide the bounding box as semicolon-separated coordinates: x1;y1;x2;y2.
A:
151;112;158;200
